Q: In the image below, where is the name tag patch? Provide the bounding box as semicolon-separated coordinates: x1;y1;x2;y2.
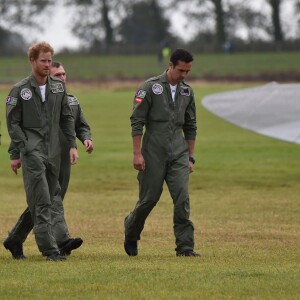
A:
68;95;79;106
180;87;190;96
51;83;64;93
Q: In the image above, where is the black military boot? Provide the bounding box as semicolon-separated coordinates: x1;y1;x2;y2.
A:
124;240;138;256
176;250;201;257
59;237;83;256
46;252;67;261
3;237;26;259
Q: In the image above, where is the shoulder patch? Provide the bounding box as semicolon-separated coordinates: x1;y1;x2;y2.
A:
135;89;147;99
68;95;79;105
50;82;64;93
6;96;18;106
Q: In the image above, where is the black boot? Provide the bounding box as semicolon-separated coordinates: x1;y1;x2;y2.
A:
59;237;83;256
3;237;26;259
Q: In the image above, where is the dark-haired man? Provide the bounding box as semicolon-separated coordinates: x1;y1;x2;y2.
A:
124;48;200;257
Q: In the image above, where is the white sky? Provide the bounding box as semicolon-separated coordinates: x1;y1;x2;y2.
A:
28;0;297;52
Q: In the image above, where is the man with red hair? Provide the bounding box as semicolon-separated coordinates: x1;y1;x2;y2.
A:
6;42;78;261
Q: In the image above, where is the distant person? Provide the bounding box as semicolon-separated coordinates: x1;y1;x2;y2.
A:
124;48;200;257
5;42;78;261
4;60;93;260
224;40;234;54
162;46;171;60
158;39;171;65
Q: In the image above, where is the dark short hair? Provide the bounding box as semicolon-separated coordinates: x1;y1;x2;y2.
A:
170;48;193;66
51;61;63;68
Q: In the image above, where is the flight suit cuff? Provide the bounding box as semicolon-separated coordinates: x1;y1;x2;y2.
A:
132;130;143;137
69;141;77;149
81;135;92;144
184;134;196;140
10;153;20;160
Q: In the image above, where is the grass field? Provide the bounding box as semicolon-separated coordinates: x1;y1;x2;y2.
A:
0;81;299;299
1;52;300;83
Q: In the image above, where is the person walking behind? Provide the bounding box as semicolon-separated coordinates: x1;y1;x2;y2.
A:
6;42;78;261
3;61;93;260
124;48;200;257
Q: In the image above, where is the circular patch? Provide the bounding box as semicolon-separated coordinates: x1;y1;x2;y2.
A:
20;88;32;100
152;83;163;95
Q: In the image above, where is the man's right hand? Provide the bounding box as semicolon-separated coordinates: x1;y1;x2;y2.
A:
133;153;145;171
11;159;21;175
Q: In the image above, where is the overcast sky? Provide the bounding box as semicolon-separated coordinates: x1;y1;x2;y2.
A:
28;0;296;52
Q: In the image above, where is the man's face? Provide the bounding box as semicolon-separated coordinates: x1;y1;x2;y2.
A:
50;65;66;83
31;51;52;78
168;60;192;84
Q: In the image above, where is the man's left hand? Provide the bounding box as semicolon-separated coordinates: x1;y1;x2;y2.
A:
84;139;94;154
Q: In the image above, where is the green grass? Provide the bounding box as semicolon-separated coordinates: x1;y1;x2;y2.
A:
1;52;300;83
0;82;299;299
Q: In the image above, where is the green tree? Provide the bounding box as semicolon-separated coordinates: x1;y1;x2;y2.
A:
167;0;229;50
0;0;54;54
118;0;172;46
63;0;131;52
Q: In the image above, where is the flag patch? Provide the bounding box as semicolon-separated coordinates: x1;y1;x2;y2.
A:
135;89;147;98
135;97;143;103
6;96;18;106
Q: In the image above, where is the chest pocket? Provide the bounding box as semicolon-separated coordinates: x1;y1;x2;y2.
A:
149;93;171;121
22;98;42;128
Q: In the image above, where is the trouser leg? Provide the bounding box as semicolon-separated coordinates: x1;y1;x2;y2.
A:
58;147;71;200
7;207;33;244
51;184;71;246
52;156;71;246
166;154;195;253
125;160;166;241
22;154;59;256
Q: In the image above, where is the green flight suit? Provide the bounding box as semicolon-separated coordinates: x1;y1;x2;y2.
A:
52;94;92;245
6;74;76;256
124;71;197;253
6;94;91;248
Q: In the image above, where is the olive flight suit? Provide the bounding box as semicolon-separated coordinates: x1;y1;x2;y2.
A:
6;93;91;248
6;74;76;256
124;71;197;253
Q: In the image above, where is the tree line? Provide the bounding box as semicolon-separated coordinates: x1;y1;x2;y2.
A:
1;0;300;55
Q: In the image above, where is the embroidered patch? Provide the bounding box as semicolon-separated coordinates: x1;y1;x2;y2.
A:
6;96;18;106
51;82;64;93
180;87;190;96
68;95;79;106
135;97;143;103
20;88;32;100
152;83;163;95
135;89;147;98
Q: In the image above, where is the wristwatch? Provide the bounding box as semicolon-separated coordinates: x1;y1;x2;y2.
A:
189;156;195;164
